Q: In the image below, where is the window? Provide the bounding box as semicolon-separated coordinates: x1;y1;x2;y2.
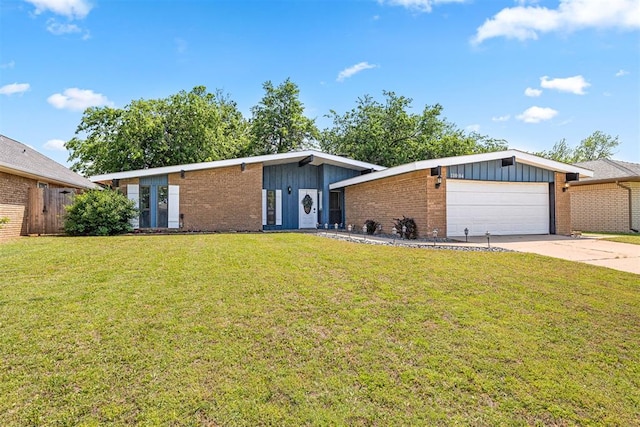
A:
37;182;49;188
157;186;168;228
266;190;276;225
140;186;151;228
329;191;342;225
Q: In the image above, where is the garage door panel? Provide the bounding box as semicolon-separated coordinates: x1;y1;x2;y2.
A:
447;180;549;236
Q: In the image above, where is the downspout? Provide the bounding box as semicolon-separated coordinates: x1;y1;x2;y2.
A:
616;181;638;233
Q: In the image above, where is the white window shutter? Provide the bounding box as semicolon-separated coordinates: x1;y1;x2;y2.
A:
127;184;140;229
275;189;282;226
262;189;267;226
318;191;323;211
168;185;180;228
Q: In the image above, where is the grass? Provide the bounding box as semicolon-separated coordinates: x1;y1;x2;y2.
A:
588;233;640;246
1;234;638;426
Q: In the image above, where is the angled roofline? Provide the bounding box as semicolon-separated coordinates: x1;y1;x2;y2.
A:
329;149;594;190
90;150;386;182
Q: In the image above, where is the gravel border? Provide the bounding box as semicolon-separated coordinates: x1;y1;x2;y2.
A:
316;233;513;252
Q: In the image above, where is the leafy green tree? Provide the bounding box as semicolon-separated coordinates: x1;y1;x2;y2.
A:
247;78;318;155
66;86;249;175
64;189;137;236
536;131;620;163
320;91;507;167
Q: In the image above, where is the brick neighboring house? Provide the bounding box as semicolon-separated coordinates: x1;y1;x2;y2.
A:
0;135;96;238
570;159;640;233
330;150;593;238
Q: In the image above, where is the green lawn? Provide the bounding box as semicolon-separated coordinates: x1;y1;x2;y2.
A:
1;234;638;426
597;234;640;245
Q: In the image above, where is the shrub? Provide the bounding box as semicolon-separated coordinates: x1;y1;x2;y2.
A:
0;217;8;229
393;216;418;239
364;219;379;235
64;189;137;236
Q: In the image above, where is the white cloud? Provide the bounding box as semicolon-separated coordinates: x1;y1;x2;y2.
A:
47;88;113;111
516;106;558;123
492;114;510;122
25;0;93;19
46;19;81;34
337;62;378;82
615;69;629;77
0;83;30;95
466;124;480;132
472;0;640;44
0;60;15;69
378;0;465;13
524;87;542;97
44;139;67;151
540;75;590;94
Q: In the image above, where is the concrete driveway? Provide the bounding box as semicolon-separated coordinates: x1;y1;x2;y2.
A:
466;234;640;275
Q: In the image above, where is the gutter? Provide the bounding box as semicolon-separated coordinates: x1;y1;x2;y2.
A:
616;181;638;233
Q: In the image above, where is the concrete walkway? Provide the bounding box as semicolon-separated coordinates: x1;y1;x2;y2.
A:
464;234;640;275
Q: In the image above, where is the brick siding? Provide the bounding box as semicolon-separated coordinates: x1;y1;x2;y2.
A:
344;169;447;238
554;172;572;235
168;163;263;232
570;181;639;233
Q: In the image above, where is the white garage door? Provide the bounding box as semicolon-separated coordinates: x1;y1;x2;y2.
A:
447;180;549;237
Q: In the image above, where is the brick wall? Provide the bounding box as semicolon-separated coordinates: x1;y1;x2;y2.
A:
570;181;639;233
554;172;571;235
344;169;447;238
0;172;35;237
168;163;263;232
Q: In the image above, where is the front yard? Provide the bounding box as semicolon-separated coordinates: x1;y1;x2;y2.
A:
1;234;638;425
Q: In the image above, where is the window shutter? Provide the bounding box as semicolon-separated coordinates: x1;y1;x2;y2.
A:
127;184;140;229
275;189;282;226
262;189;267;226
168;185;180;228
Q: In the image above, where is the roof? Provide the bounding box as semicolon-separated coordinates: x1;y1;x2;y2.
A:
0;135;96;189
571;159;640;185
90;150;386;182
330;149;594;190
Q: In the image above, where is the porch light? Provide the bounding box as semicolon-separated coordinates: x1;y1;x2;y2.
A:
241;162;246;172
464;227;469;242
180;170;185;178
562;182;569;192
288;186;292;194
436;175;442;189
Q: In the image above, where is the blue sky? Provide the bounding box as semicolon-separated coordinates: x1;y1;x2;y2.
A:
1;0;638;169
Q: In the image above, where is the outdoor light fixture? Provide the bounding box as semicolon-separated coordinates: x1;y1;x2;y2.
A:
485;231;491;248
324;223;329;230
112;179;120;188
563;182;569;192
464;227;469;242
334;223;339;235
180;170;185;179
435;175;442;189
402;225;407;239
288;186;292;194
241;162;246;172
347;224;352;237
432;229;438;246
391;226;398;243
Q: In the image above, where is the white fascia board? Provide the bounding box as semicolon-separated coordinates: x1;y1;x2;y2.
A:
90;150;385;182
0;162;97;189
329;149;594;189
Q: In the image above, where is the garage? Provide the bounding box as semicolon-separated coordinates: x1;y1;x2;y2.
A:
447;180;550;237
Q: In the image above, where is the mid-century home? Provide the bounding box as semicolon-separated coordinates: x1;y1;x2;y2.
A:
91;149;592;238
0;134;96;237
569;159;640;233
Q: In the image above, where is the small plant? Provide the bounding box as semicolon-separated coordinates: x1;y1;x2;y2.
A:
364;219;379;235
393;216;418;239
64;189;137;236
0;217;8;229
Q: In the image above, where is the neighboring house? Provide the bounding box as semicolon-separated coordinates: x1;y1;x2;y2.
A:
570;159;640;233
91;149;592;238
330;150;592;237
0;134;96;238
90;151;385;232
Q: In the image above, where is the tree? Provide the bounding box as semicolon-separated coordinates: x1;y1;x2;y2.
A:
247;78;318;155
535;131;620;163
320;91;507;167
66;86;249;176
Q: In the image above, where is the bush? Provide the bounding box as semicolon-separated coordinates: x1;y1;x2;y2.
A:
393;216;418;239
64;189;137;236
364;219;379;235
0;217;8;229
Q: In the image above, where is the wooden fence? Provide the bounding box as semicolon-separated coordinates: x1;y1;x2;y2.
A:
28;187;77;235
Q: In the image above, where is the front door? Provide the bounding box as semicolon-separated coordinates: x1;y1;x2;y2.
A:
298;189;318;229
